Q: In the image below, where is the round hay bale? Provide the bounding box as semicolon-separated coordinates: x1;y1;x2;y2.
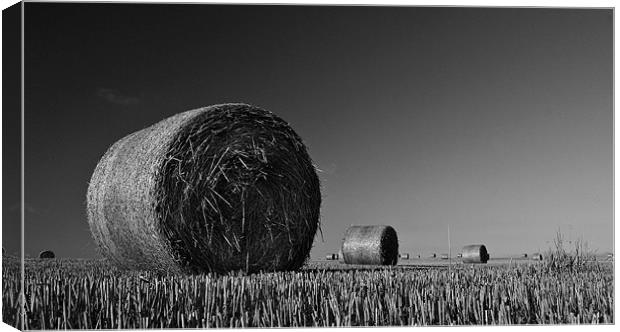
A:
531;253;543;261
341;225;398;265
522;253;528;258
441;253;449;260
431;253;437;258
399;253;410;260
325;254;338;260
86;103;321;274
39;250;55;259
462;244;489;263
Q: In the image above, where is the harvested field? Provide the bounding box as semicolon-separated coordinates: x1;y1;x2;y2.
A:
2;257;613;328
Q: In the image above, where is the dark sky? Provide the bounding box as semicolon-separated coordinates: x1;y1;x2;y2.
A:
4;4;612;259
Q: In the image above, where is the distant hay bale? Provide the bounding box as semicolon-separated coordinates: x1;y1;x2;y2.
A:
39;250;55;259
441;253;449;260
522;253;528;258
86;103;321;274
325;254;338;260
462;244;489;263
431;253;437;258
456;253;463;258
399;253;410;260
531;253;543;261
341;225;398;265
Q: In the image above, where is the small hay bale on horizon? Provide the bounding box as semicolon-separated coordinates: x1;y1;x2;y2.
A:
341;225;398;265
399;253;410;260
39;250;55;259
86;103;321;274
462;244;489;264
441;253;449;260
531;253;543;261
325;254;338;260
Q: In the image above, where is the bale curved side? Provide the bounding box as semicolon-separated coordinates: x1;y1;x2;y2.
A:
462;244;489;263
341;225;398;265
87;103;321;274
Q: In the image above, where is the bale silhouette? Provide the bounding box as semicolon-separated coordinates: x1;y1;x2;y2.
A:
341;225;398;265
399;253;410;259
39;250;55;259
87;103;321;274
325;254;338;260
462;244;489;263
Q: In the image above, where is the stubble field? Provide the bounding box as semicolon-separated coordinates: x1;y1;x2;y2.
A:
1;256;613;329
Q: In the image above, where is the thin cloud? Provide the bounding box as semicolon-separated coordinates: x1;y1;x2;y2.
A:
96;88;140;105
7;202;45;216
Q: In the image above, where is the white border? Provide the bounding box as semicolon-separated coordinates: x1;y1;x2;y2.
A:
0;1;616;332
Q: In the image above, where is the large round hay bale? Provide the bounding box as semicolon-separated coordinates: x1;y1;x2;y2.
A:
87;103;321;274
341;225;398;265
39;250;55;259
462;244;489;263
